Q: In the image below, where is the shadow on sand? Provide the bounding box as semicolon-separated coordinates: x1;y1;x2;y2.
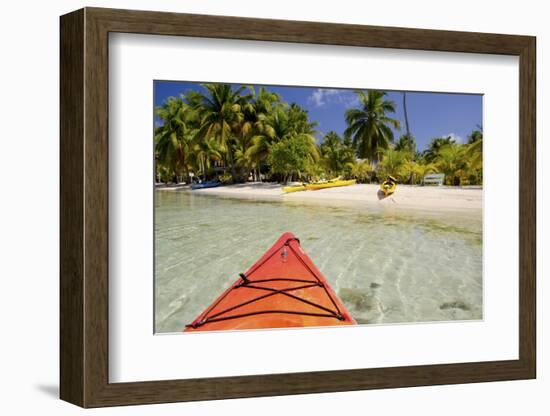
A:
377;189;391;200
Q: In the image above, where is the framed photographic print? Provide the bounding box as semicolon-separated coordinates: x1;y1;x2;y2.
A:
60;7;536;408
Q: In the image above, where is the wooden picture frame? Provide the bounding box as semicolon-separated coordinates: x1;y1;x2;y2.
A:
60;7;536;408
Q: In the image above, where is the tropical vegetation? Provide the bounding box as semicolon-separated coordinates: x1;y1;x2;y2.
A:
155;84;483;186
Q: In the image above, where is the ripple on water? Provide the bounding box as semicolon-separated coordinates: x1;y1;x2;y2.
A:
154;191;483;333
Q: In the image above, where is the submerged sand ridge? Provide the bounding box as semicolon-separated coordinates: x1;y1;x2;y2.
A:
159;182;482;213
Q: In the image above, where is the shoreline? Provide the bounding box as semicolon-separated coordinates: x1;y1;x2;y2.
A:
157;182;482;214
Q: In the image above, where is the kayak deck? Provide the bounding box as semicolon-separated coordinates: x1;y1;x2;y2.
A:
283;179;356;193
380;179;397;196
305;179;356;191
184;232;356;332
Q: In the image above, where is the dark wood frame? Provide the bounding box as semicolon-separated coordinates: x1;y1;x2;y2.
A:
60;7;536;408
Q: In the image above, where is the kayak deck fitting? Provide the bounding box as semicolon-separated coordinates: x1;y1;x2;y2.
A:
184;232;356;332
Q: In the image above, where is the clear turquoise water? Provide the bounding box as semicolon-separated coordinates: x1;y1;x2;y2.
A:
155;191;482;333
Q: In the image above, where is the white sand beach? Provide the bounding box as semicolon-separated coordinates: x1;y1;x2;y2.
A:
158;182;482;213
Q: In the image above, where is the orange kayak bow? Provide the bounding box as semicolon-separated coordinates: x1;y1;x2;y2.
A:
184;232;356;332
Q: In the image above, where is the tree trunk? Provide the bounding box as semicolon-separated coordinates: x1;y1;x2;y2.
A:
184;166;191;185
201;155;206;181
228;150;237;182
403;92;411;137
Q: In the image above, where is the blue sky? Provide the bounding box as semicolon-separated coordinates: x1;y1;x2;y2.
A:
154;80;482;152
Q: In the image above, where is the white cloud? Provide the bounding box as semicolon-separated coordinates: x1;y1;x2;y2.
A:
308;88;360;108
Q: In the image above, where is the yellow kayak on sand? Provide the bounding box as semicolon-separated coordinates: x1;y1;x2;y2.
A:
305;179;356;191
283;179;356;193
282;184;307;193
380;176;397;196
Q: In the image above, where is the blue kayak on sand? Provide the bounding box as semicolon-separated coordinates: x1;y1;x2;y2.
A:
191;180;222;190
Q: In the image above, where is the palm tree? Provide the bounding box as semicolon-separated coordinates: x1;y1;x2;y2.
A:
320;131;355;177
193;84;249;181
247;105;319;175
402;92;411;137
250;86;280;118
434;144;466;185
351;160;374;183
377;148;410;180
466;129;483;165
236;87;280;180
191;136;223;181
467;129;483;144
464;129;483;184
423;136;456;162
154;97;196;183
344;90;400;162
401;160;438;184
394;134;416;155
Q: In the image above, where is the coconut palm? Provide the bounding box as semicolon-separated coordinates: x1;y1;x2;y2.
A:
466;129;483;171
320;131;356;177
402;92;411;136
191;136;223;181
247;105;319;173
236;87;281;180
434;144;466;185
394;134;416;155
154;97;196;183
377;148;410;180
351;160;374;183
423;136;456;162
193;84;250;181
344;90;400;162
401;160;438;184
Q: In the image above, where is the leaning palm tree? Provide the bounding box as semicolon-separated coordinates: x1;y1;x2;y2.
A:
344;90;400;163
154;97;196;183
193;84;249;181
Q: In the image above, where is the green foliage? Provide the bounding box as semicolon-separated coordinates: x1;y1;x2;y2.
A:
319;131;356;177
394;134;416;155
344;90;400;162
377;148;411;182
154;97;197;183
218;173;233;185
268;135;319;182
350;160;374;183
433;144;467;185
467;129;483;144
401;160;438;184
466;130;483;171
154;84;483;187
423;136;455;162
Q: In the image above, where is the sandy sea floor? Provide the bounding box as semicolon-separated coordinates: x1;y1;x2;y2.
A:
155;183;483;333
